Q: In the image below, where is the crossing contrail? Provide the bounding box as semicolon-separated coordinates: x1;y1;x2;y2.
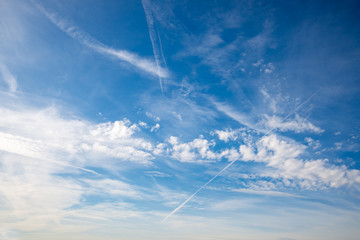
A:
142;0;168;93
161;88;321;223
32;0;169;80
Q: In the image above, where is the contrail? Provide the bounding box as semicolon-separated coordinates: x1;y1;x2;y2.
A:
142;0;168;92
161;159;238;223
161;88;321;223
32;0;169;79
263;88;321;136
45;158;100;175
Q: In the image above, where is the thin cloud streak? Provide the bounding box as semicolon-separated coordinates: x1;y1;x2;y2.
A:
142;0;168;92
233;189;304;198
0;132;100;175
210;98;262;132
33;1;169;79
0;63;17;93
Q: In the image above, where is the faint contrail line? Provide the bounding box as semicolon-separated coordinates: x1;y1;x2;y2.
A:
47;159;100;175
161;159;238;223
161;88;321;223
263;88;321;136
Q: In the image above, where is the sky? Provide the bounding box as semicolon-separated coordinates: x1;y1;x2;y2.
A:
1;0;360;239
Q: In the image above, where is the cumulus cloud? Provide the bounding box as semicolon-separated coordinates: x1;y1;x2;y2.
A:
150;123;160;132
153;143;166;155
139;121;149;128
239;135;360;189
167;136;218;163
263;114;324;133
305;137;321;150
218;148;241;161
214;129;240;142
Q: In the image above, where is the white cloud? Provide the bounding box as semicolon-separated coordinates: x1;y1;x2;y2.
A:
90;120;138;140
239;134;360;189
219;148;240;161
260;87;278;113
305;137;321;150
214;128;239;142
335;142;343;150
0;104;154;167
261;62;275;74
0;102;156;235
80;120;155;164
263;114;324;133
0;131;97;174
0;63;17;92
84;179;140;198
146;111;160;121
0;152;84;233
233;189;302;198
213;127;257;146
211;99;260;131
172;111;182;121
34;2;169;79
210;199;254;211
145;170;170;178
153;143;166;155
167;136;218;163
150;123;160;132
139;121;149;128
252;59;263;67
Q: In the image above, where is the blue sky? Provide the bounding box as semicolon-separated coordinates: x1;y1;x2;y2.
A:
1;0;360;239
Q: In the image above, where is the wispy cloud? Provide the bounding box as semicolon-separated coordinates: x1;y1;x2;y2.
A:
33;2;169;80
0;104;155;167
263;114;324;133
0;63;17;93
210;98;261;131
146;111;161;121
232;189;303;198
0;99;156;235
84;178;141;198
0;132;99;175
